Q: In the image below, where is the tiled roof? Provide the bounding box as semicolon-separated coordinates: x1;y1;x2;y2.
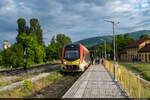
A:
138;44;150;52
125;38;150;48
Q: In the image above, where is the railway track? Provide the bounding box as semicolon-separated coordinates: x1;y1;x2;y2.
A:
0;63;60;76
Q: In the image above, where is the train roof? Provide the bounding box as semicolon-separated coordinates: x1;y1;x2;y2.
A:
65;43;89;52
65;43;80;47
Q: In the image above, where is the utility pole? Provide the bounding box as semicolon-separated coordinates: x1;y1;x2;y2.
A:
115;25;119;62
104;19;120;82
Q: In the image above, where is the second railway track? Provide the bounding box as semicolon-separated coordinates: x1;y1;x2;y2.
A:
0;63;60;76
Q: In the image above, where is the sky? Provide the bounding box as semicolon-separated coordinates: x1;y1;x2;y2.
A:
1;0;150;46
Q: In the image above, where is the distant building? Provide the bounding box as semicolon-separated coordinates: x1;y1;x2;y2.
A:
120;49;127;61
3;41;11;50
120;37;150;62
138;44;150;62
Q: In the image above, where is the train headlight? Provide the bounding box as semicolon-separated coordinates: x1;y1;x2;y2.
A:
76;61;80;64
63;61;66;64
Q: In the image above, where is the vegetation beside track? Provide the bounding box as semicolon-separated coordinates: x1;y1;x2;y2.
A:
119;62;150;81
0;64;60;89
0;72;81;98
104;60;150;98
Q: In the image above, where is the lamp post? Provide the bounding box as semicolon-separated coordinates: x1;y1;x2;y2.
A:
104;19;120;82
101;39;107;60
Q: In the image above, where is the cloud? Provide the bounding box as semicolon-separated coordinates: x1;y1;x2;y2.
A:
0;0;150;47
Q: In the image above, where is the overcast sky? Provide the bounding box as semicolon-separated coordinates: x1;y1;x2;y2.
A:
1;0;150;45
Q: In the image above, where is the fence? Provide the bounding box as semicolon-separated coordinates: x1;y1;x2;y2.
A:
103;60;150;98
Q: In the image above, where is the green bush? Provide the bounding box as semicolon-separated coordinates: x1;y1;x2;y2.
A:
143;71;150;81
1;43;24;68
24;79;31;90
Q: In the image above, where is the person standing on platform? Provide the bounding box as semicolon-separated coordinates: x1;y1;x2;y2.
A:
91;54;94;65
99;56;101;64
102;56;104;64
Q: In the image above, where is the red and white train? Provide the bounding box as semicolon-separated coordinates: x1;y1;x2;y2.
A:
61;43;91;72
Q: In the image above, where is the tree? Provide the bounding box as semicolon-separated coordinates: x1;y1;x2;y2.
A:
46;37;62;61
19;32;45;67
51;36;56;45
17;18;26;35
116;34;124;54
140;34;149;39
45;34;70;61
124;33;135;47
16;18;29;42
35;45;45;63
56;34;72;47
1;18;48;69
1;43;24;68
30;18;43;45
11;43;24;67
2;48;13;67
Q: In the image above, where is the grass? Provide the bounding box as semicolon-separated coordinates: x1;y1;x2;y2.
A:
0;66;12;71
120;67;150;98
0;72;63;98
105;60;150;98
119;62;150;81
0;65;59;89
0;78;23;88
0;71;81;98
0;72;41;89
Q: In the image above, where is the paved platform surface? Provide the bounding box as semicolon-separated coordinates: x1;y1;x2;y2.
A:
62;64;127;98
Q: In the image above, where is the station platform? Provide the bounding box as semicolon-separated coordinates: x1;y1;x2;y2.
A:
62;64;127;98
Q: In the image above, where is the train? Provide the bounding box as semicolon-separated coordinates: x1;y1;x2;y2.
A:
61;43;91;72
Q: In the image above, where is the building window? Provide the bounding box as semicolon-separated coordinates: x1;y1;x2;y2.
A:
139;54;141;58
145;54;147;62
142;55;144;59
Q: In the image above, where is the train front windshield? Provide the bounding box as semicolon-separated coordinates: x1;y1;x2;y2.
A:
64;50;79;60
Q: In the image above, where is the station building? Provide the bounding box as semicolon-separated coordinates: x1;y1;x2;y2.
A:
120;37;150;62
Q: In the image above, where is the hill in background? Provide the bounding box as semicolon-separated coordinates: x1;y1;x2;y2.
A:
75;30;150;46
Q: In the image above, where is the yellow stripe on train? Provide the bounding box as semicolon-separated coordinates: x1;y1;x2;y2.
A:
63;59;80;66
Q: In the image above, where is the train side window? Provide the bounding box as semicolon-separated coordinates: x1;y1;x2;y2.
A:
84;53;86;62
83;52;85;61
84;53;87;62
